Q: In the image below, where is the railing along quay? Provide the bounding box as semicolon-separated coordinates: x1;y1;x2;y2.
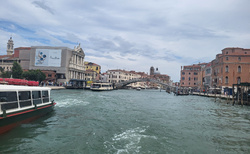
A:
191;92;233;99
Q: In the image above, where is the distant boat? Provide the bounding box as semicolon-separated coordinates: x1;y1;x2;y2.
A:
90;82;113;91
0;85;56;134
136;87;141;91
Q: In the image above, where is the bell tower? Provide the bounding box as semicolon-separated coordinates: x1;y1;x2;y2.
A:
7;37;14;55
150;66;155;75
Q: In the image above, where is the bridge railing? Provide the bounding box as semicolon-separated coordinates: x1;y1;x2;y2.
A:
115;77;173;89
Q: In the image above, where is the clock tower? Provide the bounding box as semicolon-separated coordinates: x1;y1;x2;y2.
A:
7;37;14;55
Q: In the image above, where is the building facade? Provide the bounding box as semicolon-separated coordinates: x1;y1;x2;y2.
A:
17;44;85;83
85;70;98;81
204;62;212;89
0;37;19;72
84;61;101;81
180;64;203;88
149;67;170;88
106;69;142;88
84;62;101;74
211;47;250;90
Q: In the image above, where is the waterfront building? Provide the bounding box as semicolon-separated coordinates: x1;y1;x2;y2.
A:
106;69;142;88
100;73;109;82
84;62;101;74
0;37;19;72
149;67;170;88
180;63;207;88
84;61;101;81
85;69;98;81
211;47;250;92
17;44;85;84
204;62;212;89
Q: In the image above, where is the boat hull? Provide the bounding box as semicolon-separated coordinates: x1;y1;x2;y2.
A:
0;102;56;134
91;88;113;91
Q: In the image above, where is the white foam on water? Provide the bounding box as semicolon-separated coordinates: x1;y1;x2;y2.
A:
56;98;90;107
104;126;157;153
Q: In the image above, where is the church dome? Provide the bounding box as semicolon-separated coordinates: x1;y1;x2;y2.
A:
154;68;160;75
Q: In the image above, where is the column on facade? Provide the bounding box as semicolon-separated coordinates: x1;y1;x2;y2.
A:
74;54;76;66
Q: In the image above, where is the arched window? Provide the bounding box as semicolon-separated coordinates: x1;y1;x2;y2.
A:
237;77;241;84
225;76;228;84
225;66;229;72
238;66;241;73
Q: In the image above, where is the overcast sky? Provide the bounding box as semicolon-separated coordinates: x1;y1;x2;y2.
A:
0;0;250;81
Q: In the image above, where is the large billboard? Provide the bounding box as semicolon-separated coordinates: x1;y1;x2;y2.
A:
35;49;61;67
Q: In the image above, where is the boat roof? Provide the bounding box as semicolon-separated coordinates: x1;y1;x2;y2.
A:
93;82;112;84
0;85;51;91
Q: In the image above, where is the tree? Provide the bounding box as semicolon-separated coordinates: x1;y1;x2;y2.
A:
0;67;4;73
12;61;23;78
22;69;46;82
1;71;12;78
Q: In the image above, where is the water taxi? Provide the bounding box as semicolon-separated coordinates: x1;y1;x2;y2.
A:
90;82;113;91
0;85;56;134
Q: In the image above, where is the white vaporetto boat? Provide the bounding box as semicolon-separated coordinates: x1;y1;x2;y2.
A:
90;82;113;91
0;85;56;134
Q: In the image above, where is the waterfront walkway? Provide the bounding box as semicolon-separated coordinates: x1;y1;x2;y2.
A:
48;86;66;90
192;92;232;99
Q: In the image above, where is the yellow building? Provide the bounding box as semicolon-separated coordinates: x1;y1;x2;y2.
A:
84;62;101;74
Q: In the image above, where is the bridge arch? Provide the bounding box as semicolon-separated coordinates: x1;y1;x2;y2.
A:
115;78;173;89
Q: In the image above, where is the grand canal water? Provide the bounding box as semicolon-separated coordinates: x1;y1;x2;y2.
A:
0;89;250;153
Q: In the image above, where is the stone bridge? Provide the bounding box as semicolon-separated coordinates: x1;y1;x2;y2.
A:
115;78;174;89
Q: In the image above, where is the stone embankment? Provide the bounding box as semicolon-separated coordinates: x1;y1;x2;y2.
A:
192;92;232;99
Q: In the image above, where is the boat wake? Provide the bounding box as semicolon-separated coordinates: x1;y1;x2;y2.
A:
56;98;90;107
104;126;157;153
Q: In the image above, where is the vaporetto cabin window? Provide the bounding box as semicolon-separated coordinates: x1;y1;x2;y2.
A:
0;92;18;111
19;91;32;108
42;91;49;103
32;91;42;105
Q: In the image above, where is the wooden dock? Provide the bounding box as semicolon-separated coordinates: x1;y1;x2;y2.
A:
191;92;232;99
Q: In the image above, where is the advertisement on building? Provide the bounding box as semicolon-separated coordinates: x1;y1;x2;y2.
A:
35;49;61;67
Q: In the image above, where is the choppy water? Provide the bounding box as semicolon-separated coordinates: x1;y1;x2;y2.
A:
0;89;250;154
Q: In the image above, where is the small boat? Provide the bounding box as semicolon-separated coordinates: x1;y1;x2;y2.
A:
0;85;56;134
136;87;141;91
90;82;113;91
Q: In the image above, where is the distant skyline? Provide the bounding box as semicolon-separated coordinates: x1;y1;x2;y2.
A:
1;0;250;82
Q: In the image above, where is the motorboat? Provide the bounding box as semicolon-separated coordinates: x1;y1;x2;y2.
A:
90;82;113;91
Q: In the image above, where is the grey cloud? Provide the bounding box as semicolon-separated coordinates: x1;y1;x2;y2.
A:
32;0;54;14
